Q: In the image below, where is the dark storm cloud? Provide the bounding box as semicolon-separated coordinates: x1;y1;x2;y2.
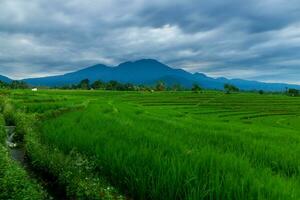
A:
0;0;300;83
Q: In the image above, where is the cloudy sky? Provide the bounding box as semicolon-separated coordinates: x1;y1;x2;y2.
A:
1;0;300;83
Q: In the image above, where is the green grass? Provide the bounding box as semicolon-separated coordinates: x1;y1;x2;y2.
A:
3;90;300;199
0;113;45;200
0;146;46;200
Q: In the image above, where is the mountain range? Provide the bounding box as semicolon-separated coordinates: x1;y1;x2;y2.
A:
0;75;12;83
1;59;300;91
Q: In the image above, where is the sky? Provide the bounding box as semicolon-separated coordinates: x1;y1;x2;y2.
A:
0;0;300;84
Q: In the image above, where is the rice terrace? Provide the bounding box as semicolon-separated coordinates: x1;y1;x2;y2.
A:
0;88;300;199
1;0;300;199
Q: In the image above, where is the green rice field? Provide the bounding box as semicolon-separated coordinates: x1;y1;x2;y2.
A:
1;90;300;199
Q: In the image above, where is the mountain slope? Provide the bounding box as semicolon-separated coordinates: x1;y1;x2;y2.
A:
0;75;12;83
24;59;193;86
23;59;300;91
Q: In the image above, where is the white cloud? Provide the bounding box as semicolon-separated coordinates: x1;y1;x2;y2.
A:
0;0;300;83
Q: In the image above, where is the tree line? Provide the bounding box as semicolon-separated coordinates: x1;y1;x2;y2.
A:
0;80;28;89
1;78;300;97
56;79;195;92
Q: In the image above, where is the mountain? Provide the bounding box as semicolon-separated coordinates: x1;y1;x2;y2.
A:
23;59;300;91
24;60;191;86
0;75;12;83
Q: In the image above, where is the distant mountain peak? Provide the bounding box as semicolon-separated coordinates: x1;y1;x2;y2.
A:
135;58;164;64
194;72;208;78
16;59;300;91
118;59;167;68
77;64;109;71
118;61;133;67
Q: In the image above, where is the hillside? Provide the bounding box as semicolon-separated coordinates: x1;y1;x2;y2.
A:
3;59;300;91
0;75;12;83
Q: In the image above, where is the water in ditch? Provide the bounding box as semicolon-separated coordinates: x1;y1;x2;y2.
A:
5;126;67;200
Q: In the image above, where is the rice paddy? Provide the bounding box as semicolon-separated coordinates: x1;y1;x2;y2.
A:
1;89;300;199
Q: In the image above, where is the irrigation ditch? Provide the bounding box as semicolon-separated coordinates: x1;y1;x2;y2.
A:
1;98;126;200
5;124;67;200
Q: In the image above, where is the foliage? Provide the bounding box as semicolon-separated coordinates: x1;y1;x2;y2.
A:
0;112;45;200
0;80;10;88
287;88;299;97
155;81;165;91
0;146;46;200
0;114;6;144
0;80;29;89
224;83;239;94
258;90;264;95
78;79;90;90
91;80;105;90
10;81;29;89
191;83;202;93
1;94;124;200
171;83;184;91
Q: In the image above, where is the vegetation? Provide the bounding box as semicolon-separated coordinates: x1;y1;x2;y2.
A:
1;93;124;199
56;79;188;92
155;81;166;91
191;83;202;93
224;83;239;94
0;113;45;200
0;89;299;199
0;80;29;89
258;89;264;95
287;88;300;97
78;79;91;90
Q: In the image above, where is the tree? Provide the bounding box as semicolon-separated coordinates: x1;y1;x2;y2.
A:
123;83;135;91
91;80;105;90
287;88;299;97
224;83;239;94
172;83;183;91
106;80;119;90
191;83;202;93
10;81;28;89
0;81;9;89
78;79;90;90
155;81;165;91
258;90;264;95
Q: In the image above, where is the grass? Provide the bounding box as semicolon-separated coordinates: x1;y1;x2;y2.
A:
0;92;124;199
2;89;300;199
0;113;46;200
